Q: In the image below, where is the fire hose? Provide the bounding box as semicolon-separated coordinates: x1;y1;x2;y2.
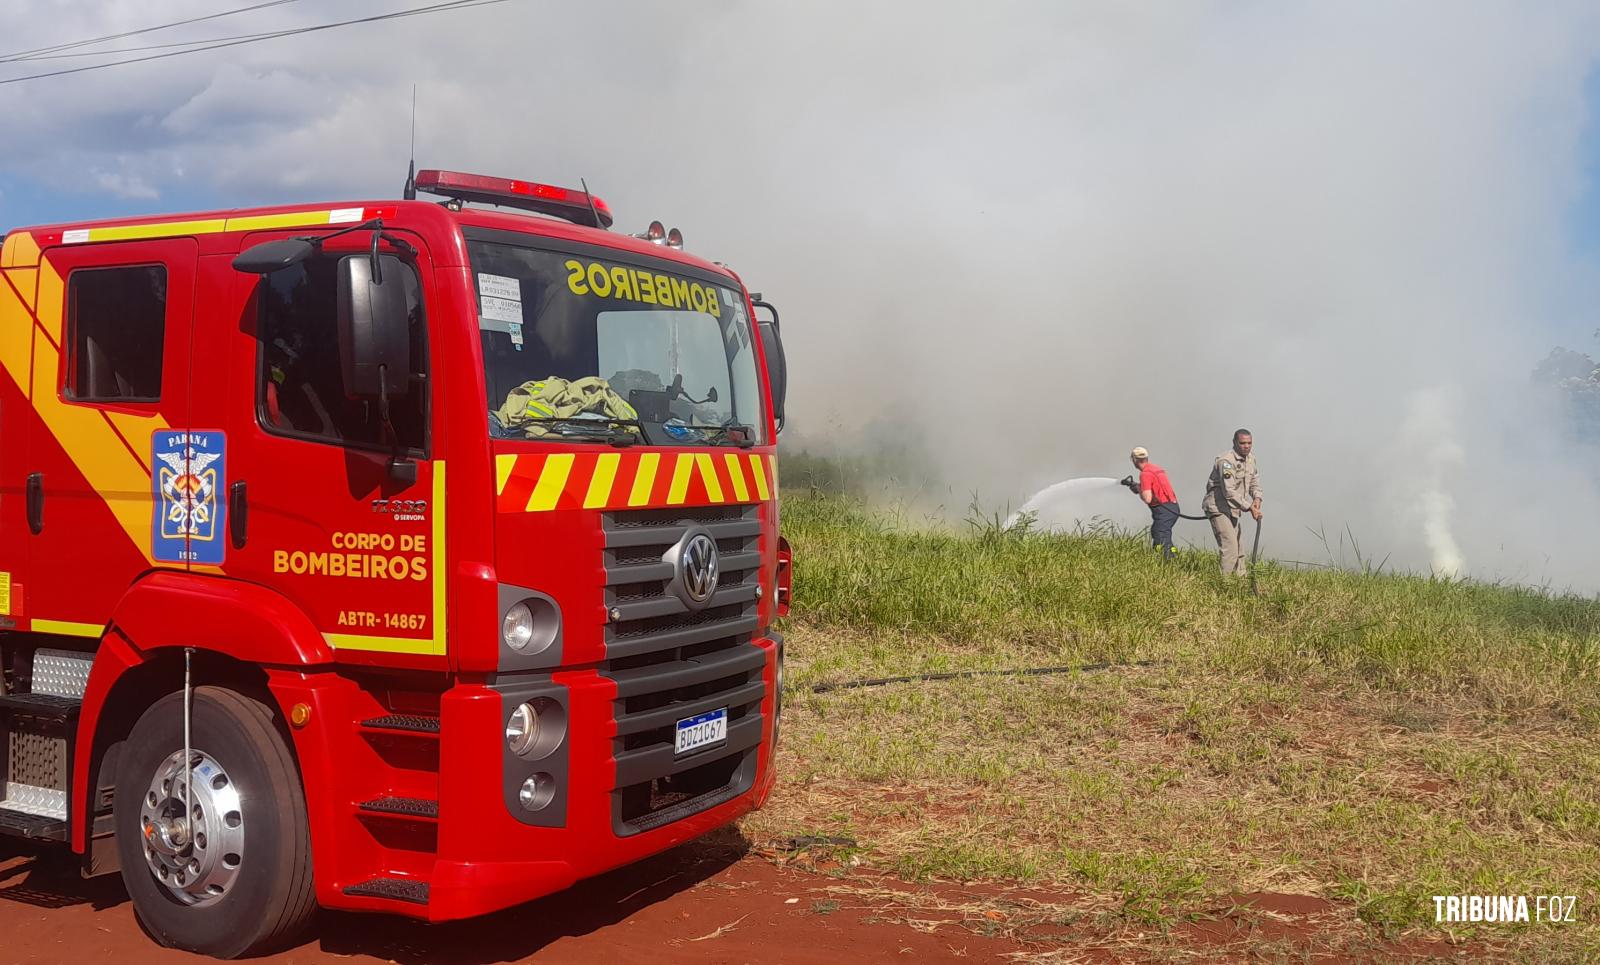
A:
1120;474;1263;594
810;660;1160;694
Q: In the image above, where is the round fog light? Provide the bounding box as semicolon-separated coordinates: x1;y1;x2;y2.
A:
506;703;537;757
519;773;556;811
505;698;568;760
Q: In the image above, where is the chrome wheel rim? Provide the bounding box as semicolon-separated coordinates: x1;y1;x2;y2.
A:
138;749;244;906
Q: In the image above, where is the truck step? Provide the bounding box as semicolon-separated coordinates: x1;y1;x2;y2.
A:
0;804;68;841
0;692;81;719
344;877;430;905
360;714;441;735
357;796;439;819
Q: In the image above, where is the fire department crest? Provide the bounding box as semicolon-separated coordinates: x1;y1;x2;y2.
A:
151;431;228;565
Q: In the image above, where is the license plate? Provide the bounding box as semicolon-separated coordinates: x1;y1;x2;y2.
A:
675;708;728;755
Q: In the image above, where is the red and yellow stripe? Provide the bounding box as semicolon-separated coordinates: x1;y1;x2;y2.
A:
51;207;388;246
0;235;167;567
495;450;775;513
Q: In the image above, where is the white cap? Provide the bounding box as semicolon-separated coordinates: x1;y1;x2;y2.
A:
1130;446;1149;460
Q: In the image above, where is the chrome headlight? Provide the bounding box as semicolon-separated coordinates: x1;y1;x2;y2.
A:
502;601;535;652
506;702;537;757
505;698;567;760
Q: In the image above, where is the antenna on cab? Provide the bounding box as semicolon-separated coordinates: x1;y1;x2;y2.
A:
402;84;418;201
580;177;605;231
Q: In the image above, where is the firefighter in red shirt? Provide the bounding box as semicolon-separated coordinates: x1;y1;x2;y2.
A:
1129;447;1180;559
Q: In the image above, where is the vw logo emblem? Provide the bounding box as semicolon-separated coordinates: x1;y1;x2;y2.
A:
681;533;719;604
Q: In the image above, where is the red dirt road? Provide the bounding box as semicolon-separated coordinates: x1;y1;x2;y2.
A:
2;832;1483;963
1;833;1026;965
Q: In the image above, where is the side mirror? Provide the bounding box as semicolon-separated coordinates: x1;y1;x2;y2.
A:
232;238;315;274
758;319;786;431
337;254;411;399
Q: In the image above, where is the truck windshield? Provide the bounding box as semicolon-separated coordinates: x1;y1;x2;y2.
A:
469;240;765;446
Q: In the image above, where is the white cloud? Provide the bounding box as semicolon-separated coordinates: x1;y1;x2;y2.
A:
91;169;159;200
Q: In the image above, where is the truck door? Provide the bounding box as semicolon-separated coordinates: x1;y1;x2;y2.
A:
0;234;38;629
200;235;443;661
24;240;195;634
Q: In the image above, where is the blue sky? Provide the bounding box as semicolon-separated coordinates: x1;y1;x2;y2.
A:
1569;67;1600;255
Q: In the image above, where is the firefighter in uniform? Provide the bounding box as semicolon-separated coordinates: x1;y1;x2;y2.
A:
1201;429;1262;576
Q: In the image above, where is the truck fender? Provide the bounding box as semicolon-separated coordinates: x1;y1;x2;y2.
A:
71;630;143;851
69;574;333;852
110;571;334;667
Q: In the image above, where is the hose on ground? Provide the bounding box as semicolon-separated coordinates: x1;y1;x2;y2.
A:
809;659;1160;694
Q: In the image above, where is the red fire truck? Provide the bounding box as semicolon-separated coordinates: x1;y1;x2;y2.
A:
0;169;791;957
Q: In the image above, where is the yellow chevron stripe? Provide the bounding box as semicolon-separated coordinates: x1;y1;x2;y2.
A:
224;210;359;232
56;209;363;247
85;219;227;243
324;633;444;654
35;263;62;342
526;453;573;512
5;269;36;311
585;452;621;509
628;452;660;506
724;453;750;501
749;454;770;500
694;453;724;502
30;262;166;563
495;454;517;495
430;462;447;654
0;276;33;393
666;453;694;505
2;232;40;268
32;618;102;638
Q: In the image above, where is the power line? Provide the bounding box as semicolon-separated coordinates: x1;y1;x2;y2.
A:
0;0;511;85
7;2;494;64
0;0;308;64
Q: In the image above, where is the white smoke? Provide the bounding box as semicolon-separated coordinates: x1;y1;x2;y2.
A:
1397;389;1467;577
4;2;1600;587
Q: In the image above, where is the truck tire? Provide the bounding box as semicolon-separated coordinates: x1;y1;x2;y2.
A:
114;686;316;958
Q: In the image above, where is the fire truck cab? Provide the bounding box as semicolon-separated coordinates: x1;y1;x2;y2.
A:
0;170;791;957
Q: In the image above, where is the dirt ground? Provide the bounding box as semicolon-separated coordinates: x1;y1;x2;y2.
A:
1;832;1479;964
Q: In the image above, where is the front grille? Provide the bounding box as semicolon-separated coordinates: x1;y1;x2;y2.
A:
601;504;762;662
603;638;765;834
600;504;767;834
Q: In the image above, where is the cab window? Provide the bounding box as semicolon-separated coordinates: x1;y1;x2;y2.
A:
255;254;428;453
66;264;166;402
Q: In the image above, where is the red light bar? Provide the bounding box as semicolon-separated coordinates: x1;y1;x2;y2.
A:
413;169;614;229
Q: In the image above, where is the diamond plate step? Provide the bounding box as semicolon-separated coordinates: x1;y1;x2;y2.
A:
0;805;68;841
360;714;441;734
31;649;93;699
357;796;439;819
344;877;430;904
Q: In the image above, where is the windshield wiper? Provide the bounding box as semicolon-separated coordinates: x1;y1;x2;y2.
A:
696;421;757;448
516;417;644;447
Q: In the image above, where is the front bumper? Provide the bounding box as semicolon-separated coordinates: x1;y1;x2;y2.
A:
417;632;780;922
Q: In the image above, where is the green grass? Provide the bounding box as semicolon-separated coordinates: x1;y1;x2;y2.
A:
744;490;1600;960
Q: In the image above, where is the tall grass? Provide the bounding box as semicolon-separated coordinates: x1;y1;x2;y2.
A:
753;490;1600;957
781;490;1600;718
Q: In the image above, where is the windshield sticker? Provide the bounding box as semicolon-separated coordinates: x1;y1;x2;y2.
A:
477;273;522;301
564;258;722;317
480;294;524;325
